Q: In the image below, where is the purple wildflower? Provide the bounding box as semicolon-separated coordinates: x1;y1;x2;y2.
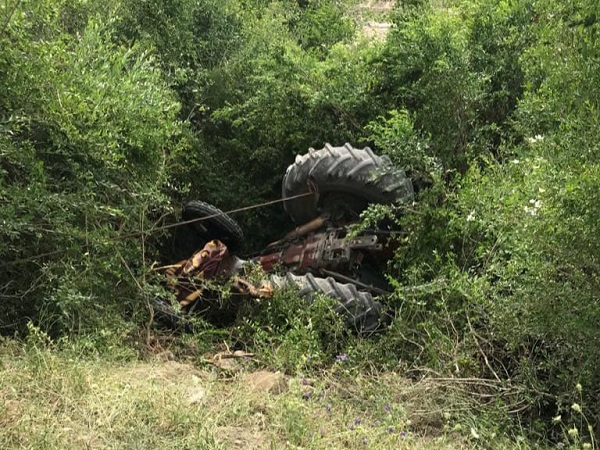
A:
383;404;392;412
400;431;407;438
349;425;355;431
354;418;362;426
388;427;395;434
335;354;349;362
326;404;332;414
301;377;308;385
303;391;312;400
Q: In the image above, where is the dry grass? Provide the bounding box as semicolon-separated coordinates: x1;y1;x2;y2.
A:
0;340;542;450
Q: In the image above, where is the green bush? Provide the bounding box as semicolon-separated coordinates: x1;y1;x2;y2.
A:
375;0;533;172
290;0;355;57
234;287;348;372
354;0;600;433
0;1;186;337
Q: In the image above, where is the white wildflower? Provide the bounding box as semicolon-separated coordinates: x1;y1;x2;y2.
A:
527;134;544;144
466;211;476;222
524;206;537;216
525;199;542;216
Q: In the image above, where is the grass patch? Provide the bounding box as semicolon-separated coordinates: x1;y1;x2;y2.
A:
0;338;547;450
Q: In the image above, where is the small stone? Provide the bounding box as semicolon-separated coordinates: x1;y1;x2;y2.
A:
244;371;287;394
213;358;242;372
155;351;175;361
187;387;207;405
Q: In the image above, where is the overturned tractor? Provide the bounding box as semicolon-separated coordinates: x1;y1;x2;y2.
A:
153;144;413;334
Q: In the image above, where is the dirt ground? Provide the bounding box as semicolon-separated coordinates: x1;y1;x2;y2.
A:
359;0;394;40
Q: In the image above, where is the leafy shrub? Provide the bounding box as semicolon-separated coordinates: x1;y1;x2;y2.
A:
376;0;533;172
290;0;355;57
234;287;348;372
0;2;186;337
354;0;600;433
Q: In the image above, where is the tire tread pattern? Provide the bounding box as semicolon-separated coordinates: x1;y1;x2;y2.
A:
282;143;414;224
182;201;244;251
270;272;386;334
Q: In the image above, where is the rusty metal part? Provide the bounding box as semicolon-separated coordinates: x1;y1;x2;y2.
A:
163;240;234;308
256;229;382;275
160;239;270;311
231;276;274;299
265;216;327;249
179;240;228;277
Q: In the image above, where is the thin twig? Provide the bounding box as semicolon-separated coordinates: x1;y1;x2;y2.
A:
115;248;144;293
467;314;501;382
429;376;502;383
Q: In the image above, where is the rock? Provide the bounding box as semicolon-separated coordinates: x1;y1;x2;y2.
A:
187;386;207;405
154;350;176;361
244;371;287;395
213;357;243;372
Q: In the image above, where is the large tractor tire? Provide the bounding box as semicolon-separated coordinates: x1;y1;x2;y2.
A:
270;272;387;335
282;143;414;224
152;272;387;334
173;201;244;261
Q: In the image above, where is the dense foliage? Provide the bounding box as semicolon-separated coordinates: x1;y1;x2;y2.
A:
1;0;599;441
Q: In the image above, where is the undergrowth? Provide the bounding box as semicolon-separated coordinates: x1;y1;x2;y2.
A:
0;333;553;450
